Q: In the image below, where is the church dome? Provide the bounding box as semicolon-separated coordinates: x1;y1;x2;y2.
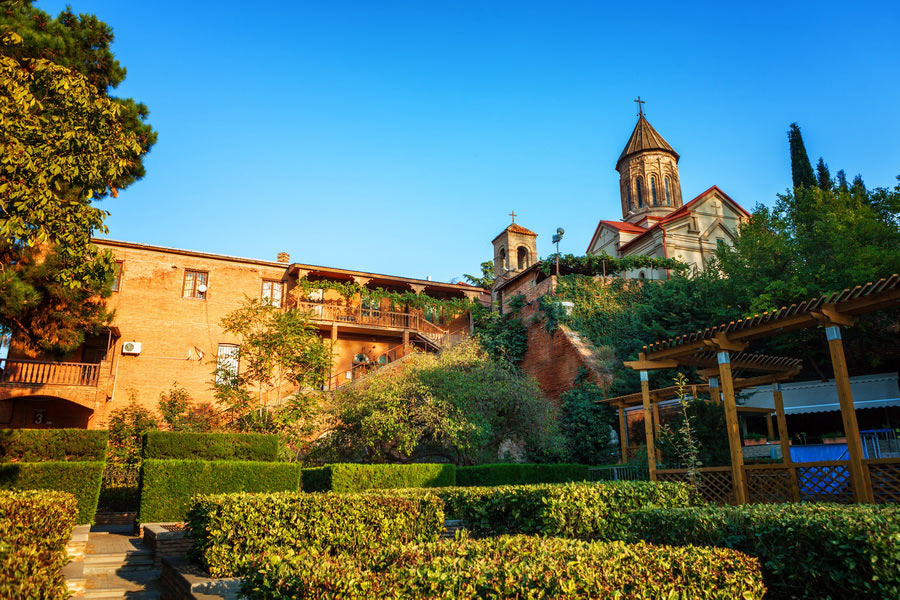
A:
616;114;679;168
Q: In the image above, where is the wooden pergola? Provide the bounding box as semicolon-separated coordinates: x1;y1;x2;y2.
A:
620;275;900;504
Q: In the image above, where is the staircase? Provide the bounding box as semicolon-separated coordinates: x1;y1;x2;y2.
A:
67;529;160;599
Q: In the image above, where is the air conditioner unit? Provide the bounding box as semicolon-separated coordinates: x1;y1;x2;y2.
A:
122;341;142;355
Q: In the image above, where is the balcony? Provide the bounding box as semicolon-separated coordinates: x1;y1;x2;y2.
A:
0;359;101;387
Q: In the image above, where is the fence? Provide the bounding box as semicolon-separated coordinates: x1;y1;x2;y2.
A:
589;465;643;482
0;359;101;387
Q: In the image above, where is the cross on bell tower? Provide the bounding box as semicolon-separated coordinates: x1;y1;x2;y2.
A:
634;96;645;116
508;210;517;223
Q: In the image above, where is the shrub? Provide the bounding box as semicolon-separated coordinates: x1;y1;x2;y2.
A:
240;534;765;599
0;461;104;524
301;463;456;492
138;459;300;523
0;490;78;600
391;481;699;540
0;429;107;462
626;503;900;600
187;491;444;577
141;431;281;461
456;463;591;486
98;463;141;512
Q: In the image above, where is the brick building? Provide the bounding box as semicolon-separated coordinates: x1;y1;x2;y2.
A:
0;239;484;429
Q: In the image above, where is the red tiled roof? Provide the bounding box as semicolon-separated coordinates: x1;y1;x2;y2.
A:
598;220;647;233
507;223;537;236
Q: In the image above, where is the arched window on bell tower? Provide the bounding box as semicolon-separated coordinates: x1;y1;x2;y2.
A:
517;246;529;270
626;183;633;211
650;176;658;206
635;177;643;207
664;177;672;206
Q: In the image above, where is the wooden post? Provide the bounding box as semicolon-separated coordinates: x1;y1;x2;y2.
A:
651;400;663;463
772;382;800;501
824;325;872;503
717;351;748;504
709;377;721;404
766;414;775;441
640;371;657;481
403;329;410;347
618;406;628;464
328;324;339;390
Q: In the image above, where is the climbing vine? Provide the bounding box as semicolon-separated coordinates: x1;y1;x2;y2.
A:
293;277;477;316
539;253;688;277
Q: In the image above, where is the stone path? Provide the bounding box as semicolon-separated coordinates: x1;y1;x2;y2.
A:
66;526;160;599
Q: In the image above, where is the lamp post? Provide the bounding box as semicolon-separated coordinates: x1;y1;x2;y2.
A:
551;227;564;293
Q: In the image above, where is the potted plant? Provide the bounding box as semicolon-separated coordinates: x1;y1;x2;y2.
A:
822;432;847;444
743;432;768;446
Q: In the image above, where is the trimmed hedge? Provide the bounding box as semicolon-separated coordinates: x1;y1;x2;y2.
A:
456;462;592;486
240;534;765;599
301;463;456;492
381;481;699;540
187;491;444;577
626;503;900;600
0;489;79;599
138;459;301;523
0;428;108;462
0;461;104;524
141;431;281;461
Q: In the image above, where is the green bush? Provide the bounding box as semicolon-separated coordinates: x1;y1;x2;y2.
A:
301;463;456;492
0;461;104;524
141;431;280;461
187;491;444;577
240;534;765;599
0;429;108;462
456;463;592;486
626;503;900;600
138;459;300;523
384;481;699;540
0;489;78;600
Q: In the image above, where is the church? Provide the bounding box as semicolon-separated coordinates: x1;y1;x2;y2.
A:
584;105;751;279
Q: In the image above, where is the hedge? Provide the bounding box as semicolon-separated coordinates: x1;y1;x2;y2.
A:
0;461;104;524
626;503;900;600
138;459;301;523
456;463;592;486
240;534;765;599
0;429;108;462
0;489;79;600
141;431;281;461
187;491;444;577
301;463;456;492
381;481;699;540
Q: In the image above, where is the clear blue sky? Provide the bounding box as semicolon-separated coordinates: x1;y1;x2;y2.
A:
39;0;900;283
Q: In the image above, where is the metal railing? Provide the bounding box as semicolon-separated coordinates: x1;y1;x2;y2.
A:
331;343;413;389
589;465;643;482
0;359;101;387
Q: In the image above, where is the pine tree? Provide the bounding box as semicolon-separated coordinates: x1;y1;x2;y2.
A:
836;169;849;192
788;123;817;189
816;158;832;190
852;174;867;196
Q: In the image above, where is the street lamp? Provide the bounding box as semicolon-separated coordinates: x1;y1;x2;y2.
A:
552;227;565;279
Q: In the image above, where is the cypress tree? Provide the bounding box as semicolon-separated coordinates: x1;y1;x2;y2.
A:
816;158;832;190
788;123;816;189
851;174;867;196
836;170;849;192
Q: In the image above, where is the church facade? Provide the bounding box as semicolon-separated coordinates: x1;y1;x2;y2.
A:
585;111;750;279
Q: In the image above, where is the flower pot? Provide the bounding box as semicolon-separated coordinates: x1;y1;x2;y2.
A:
823;437;847;444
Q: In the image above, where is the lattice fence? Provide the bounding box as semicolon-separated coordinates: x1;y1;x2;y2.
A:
796;463;853;503
868;460;900;503
746;468;793;503
657;469;733;504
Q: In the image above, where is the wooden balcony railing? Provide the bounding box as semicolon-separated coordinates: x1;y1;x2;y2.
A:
0;359;101;387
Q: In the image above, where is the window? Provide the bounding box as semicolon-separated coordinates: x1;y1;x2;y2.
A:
497;247;507;271
626;183;633;209
517;246;529;270
638;271;646;280
664;177;672;205
183;270;208;299
216;344;239;385
650;176;658;206
361;297;380;317
261;279;284;307
111;261;123;292
635;178;643;207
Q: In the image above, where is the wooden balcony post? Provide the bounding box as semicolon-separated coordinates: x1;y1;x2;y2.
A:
717;351;748;504
651;399;663;463
708;376;720;404
618;406;628;464
640;371;657;481
824;325;872;503
766;414;775;441
772;382;800;501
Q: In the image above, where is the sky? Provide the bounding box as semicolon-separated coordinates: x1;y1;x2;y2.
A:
36;0;900;283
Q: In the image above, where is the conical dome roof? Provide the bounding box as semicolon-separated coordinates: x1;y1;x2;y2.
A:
616;115;679;167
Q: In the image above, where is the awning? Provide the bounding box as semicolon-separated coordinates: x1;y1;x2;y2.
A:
740;373;900;416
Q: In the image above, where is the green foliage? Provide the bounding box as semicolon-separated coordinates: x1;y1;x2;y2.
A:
559;373;617;463
301;463;456;492
137;459;301;523
626;503;900;600
142;431;281;461
462;260;495;289
241;534;764;600
407;481;699;540
657;374;703;484
657;396;730;468
0;428;107;462
317;339;563;464
105;397;159;465
456;463;592;486
539;252;688;277
157;385;219;432
295;277;477;317
788;122;817;189
472;304;528;365
187;491;444;577
97;463;140;512
0;461;104;524
0;489;78;600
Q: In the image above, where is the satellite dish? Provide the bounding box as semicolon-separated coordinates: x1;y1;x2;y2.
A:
197;284;208;293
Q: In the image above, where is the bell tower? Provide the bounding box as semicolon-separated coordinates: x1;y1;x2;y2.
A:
616;100;683;224
491;213;538;280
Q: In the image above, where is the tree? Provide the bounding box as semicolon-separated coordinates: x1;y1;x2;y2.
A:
558;372;617;464
315;339;564;464
0;31;144;351
463;261;495;289
158;385;219;432
816;157;832;190
105;392;158;465
788;122;816;189
215;298;332;428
